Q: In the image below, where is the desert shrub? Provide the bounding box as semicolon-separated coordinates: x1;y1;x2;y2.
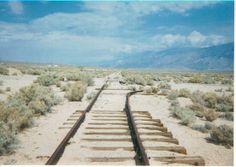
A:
221;79;233;85
5;87;11;92
190;91;205;106
159;89;169;96
178;89;191;98
171;106;196;126
215;88;223;92
133;75;146;86
191;124;208;133
204;122;216;130
60;83;70;92
188;75;201;83
0;122;15;155
128;86;137;91
209;125;233;147
145;87;159;94
0;80;3;86
65;82;87;101
9;84;61;116
170;100;179;107
226;86;233;92
0;89;4;94
202;92;218;108
204;109;218;122
216;103;233;113
12;72;18;76
215;95;233;112
157;82;171;90
86;92;96;100
146;79;154;86
0;66;9;75
189;103;205;118
167;90;178;100
80;74;94;86
3;97;33;131
36;73;60;86
56;82;61;88
220;112;234;121
65;73;80;81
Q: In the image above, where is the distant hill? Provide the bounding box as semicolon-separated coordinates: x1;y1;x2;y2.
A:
102;42;234;71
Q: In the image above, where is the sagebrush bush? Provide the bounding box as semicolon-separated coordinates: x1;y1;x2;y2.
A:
191;124;208;133
0;122;15;155
170;100;179;107
202;92;218;108
190;91;205;106
65;82;87;101
167;90;178;100
223;112;234;121
171;106;196;126
204;109;218;122
4;95;33;130
178;89;191;98
79;74;94;86
60;83;70;92
189;103;205;118
188;75;202;83
145;87;159;94
0;80;3;86
0;66;9;75
36;73;60;86
216;95;233;112
210;125;233;147
0;83;61;154
5;87;11;92
157;82;171;90
86;92;96;100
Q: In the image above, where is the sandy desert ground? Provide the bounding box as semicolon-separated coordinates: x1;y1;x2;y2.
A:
0;65;234;165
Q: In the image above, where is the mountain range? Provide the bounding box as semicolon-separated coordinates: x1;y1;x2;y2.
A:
101;42;234;71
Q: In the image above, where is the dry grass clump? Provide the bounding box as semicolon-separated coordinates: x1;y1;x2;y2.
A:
65;82;87;101
209;125;233;147
0;80;3;86
0;66;9;75
171;106;196;126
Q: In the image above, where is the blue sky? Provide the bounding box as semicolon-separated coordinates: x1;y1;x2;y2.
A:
0;1;234;66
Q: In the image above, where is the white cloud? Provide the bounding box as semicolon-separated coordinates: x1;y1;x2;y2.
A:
83;1;217;16
187;31;207;46
8;2;24;15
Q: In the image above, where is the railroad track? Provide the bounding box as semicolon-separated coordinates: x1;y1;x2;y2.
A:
46;80;205;165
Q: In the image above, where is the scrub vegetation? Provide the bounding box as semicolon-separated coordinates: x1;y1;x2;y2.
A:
0;83;61;154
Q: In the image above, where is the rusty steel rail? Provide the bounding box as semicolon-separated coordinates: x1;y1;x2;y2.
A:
125;91;150;166
46;83;106;165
